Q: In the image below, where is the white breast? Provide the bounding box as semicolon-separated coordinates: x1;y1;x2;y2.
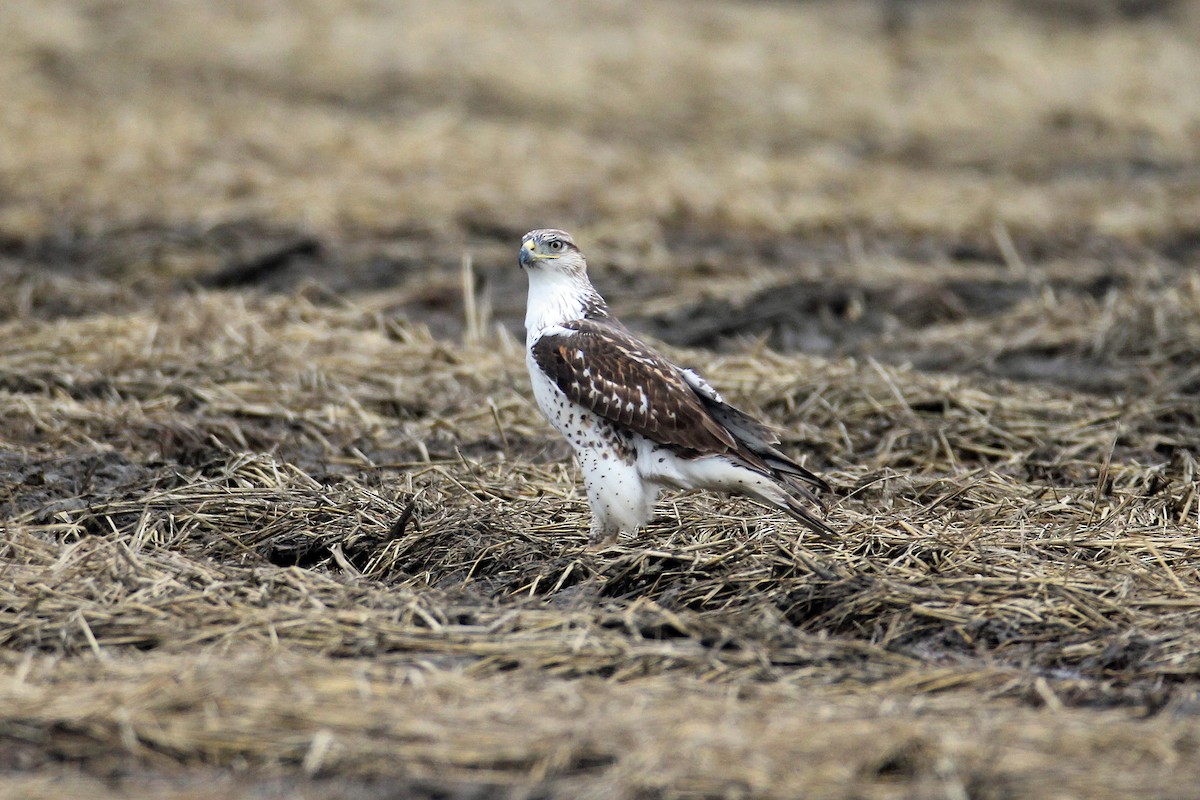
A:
526;350;583;437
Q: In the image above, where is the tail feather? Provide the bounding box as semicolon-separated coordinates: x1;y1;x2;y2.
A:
682;367;830;495
733;447;833;538
778;472;828;513
736;462;835;540
681;365;833;538
738;470;838;579
762;453;830;495
777;485;836;540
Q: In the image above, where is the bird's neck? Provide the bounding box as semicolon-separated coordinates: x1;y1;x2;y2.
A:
524;271;609;341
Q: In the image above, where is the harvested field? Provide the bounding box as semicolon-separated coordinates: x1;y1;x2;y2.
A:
2;1;1200;798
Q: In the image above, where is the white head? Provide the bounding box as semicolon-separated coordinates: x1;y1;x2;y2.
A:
519;229;608;335
519;229;589;278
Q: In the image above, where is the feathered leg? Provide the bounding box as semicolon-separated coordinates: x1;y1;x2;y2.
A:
578;450;657;546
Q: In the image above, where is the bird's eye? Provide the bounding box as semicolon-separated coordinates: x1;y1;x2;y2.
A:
548;240;563;251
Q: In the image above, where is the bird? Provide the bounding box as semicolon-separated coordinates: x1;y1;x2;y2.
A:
519;228;833;549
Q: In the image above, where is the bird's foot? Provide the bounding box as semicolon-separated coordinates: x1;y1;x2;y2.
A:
585;529;621;553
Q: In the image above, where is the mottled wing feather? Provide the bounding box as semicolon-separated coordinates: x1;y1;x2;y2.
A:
680;368;779;444
531;320;738;456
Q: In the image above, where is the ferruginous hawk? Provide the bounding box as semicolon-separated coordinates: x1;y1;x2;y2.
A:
519;229;833;548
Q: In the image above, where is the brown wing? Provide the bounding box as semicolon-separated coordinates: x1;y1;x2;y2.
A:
531;319;739;456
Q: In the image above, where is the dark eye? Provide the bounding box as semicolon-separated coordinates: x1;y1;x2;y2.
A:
548;240;563;251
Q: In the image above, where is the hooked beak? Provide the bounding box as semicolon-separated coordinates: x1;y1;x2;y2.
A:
519;238;558;267
519;239;535;267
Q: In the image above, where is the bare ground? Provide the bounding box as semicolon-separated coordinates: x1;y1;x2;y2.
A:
2;1;1200;798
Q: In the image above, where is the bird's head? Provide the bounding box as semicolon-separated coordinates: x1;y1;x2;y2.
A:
519;229;588;278
519;229;609;329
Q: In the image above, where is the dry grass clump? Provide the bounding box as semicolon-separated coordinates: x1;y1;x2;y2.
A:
1;284;1198;797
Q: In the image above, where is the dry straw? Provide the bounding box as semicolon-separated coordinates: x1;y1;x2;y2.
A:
2;280;1198;796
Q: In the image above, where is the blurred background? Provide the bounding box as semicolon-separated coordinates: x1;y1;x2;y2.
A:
1;0;1198;388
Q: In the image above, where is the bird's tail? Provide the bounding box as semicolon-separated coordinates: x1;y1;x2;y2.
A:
680;367;834;538
746;470;836;541
735;467;838;580
726;432;833;539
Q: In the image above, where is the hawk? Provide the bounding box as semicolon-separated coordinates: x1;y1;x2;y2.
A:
519;228;832;547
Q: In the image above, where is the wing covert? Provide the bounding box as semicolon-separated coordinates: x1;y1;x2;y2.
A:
530;320;737;455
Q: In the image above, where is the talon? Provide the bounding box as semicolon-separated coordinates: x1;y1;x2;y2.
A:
586;531;621;552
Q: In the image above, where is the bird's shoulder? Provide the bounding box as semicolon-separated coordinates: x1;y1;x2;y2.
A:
529;318;684;389
532;317;669;361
